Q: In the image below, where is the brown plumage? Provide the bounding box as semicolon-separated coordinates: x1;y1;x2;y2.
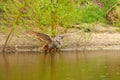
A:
28;31;52;43
27;30;82;53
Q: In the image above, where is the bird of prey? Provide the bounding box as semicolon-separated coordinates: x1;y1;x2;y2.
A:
27;30;82;53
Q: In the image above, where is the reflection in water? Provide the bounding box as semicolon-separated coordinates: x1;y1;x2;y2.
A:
2;53;9;80
41;53;63;80
0;51;120;80
50;53;56;80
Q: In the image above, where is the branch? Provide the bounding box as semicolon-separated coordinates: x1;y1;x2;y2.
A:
2;6;25;52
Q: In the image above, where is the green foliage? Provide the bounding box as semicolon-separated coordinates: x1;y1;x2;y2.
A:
114;3;120;27
101;0;118;11
81;3;105;23
0;25;9;33
0;0;120;34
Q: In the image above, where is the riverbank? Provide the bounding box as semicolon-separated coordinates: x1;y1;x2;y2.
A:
62;32;120;51
0;31;120;52
0;23;119;52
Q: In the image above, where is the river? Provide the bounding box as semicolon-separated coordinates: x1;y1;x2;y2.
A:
0;50;120;80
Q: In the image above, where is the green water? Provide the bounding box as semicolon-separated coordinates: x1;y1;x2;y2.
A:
0;51;120;80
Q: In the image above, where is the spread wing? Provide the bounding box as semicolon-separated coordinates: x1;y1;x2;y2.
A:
27;31;52;43
54;30;82;40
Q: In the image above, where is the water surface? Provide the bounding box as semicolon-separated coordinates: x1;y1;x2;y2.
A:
0;51;120;80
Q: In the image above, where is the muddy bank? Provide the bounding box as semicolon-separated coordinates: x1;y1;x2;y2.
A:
0;31;120;52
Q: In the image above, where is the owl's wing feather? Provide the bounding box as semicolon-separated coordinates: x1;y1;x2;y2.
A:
55;30;82;39
27;31;52;43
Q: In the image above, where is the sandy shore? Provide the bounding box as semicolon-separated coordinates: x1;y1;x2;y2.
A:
62;32;120;51
0;31;120;52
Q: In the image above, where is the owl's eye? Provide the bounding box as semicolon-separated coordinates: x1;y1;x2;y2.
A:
57;41;61;45
58;42;61;45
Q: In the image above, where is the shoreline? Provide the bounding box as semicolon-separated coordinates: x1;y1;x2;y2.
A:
0;32;120;53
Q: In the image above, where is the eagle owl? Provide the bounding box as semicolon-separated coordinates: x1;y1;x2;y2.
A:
28;30;81;53
28;31;71;52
